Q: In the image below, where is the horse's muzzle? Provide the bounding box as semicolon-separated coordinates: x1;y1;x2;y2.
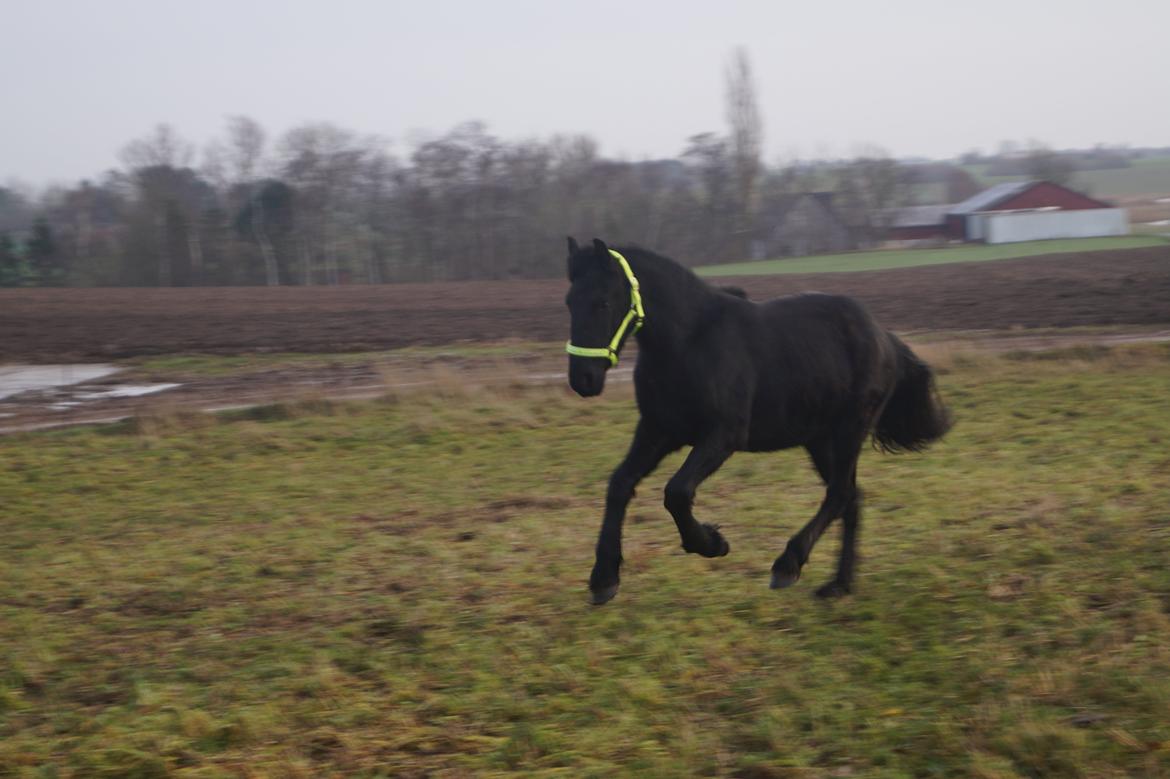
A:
568;358;607;397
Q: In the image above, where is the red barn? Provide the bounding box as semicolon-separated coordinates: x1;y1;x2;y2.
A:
886;205;952;242
888;180;1126;244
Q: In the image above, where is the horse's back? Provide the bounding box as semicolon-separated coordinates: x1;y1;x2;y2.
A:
752;292;888;374
756;291;874;331
632;287;896;449
743;292;897;450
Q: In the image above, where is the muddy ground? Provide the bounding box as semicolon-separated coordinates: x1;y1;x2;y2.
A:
2;246;1169;433
2;246;1169;363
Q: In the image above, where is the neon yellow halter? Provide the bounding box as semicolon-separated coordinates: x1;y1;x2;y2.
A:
565;249;645;367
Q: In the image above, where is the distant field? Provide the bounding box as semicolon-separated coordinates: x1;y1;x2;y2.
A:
697;236;1168;276
3;246;1169;364
2;344;1169;776
963;157;1170;198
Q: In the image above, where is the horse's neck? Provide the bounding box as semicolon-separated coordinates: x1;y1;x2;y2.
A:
626;251;713;356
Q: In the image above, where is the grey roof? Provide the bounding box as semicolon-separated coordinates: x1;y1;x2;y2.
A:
889;204;953;227
758;192;847;231
771;191;836;218
949;180;1036;214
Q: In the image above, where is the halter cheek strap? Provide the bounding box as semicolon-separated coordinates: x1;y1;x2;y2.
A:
565;249;645;367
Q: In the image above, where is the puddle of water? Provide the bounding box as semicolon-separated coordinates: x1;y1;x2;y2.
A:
75;384;182;400
0;365;183;409
0;364;122;401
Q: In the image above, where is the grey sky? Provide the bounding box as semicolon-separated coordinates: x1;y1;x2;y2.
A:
4;0;1168;185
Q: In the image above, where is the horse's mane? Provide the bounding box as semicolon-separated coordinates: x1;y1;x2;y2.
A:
616;245;732;296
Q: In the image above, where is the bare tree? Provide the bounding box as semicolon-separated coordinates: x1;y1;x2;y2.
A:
834;150;912;247
120;124;193;170
1023;142;1077;188
223;116;280;285
225;116;266;182
120;125;203;285
682;132;734;261
725;47;763;260
943;165;981;202
0;185;34;233
279;122;388;284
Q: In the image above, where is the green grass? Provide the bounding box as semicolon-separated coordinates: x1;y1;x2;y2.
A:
3;345;1170;776
963;157;1170;198
1074;159;1170;198
697;236;1168;277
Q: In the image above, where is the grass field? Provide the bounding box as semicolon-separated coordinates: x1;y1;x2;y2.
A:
696;236;1168;277
123;342;545;380
3;344;1170;777
962;158;1170;199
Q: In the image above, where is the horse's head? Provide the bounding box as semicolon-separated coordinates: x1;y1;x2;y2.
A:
564;237;639;398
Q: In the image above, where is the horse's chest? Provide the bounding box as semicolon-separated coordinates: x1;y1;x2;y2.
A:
633;370;712;441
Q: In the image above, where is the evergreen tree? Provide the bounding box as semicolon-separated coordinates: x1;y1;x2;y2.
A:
27;218;65;285
0;232;27;286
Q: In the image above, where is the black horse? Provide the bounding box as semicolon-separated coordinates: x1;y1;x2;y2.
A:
564;238;951;605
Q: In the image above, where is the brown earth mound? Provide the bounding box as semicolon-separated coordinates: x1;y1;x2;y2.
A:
2;246;1167;362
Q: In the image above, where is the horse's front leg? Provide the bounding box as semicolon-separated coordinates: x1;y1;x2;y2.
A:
663;437;735;559
590;421;676;605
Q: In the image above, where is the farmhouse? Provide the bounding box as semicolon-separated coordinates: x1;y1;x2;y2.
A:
888;180;1128;244
752;192;857;258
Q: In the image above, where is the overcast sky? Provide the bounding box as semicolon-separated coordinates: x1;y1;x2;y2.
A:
4;0;1169;185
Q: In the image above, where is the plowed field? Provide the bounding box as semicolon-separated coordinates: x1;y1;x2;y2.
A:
2;246;1168;362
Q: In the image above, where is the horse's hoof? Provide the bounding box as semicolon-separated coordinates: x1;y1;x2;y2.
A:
770;556;801;590
814;580;852;599
590;583;620;606
701;523;730;558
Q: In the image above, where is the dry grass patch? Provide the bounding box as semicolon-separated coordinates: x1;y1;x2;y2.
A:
2;344;1169;776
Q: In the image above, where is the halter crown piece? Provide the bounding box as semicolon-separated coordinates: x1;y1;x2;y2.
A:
565;249;645;366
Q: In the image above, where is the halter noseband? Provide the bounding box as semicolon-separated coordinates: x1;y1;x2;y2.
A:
565;249;645;367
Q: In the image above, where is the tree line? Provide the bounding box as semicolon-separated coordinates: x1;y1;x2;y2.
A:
0;131;922;288
4;50;1125;288
0;50;915;287
0;119;729;287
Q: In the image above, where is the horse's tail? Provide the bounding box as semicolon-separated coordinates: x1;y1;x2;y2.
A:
874;334;952;453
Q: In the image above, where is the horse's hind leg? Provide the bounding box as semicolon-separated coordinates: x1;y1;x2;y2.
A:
770;433;861;592
805;439;863;598
815;489;861;598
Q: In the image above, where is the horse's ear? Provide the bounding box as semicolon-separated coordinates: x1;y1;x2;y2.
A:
592;238;610;258
567;237;579;280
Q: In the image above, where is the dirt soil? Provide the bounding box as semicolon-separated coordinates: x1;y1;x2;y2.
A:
2;246;1169;433
3;246;1169;363
0;350;571;434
